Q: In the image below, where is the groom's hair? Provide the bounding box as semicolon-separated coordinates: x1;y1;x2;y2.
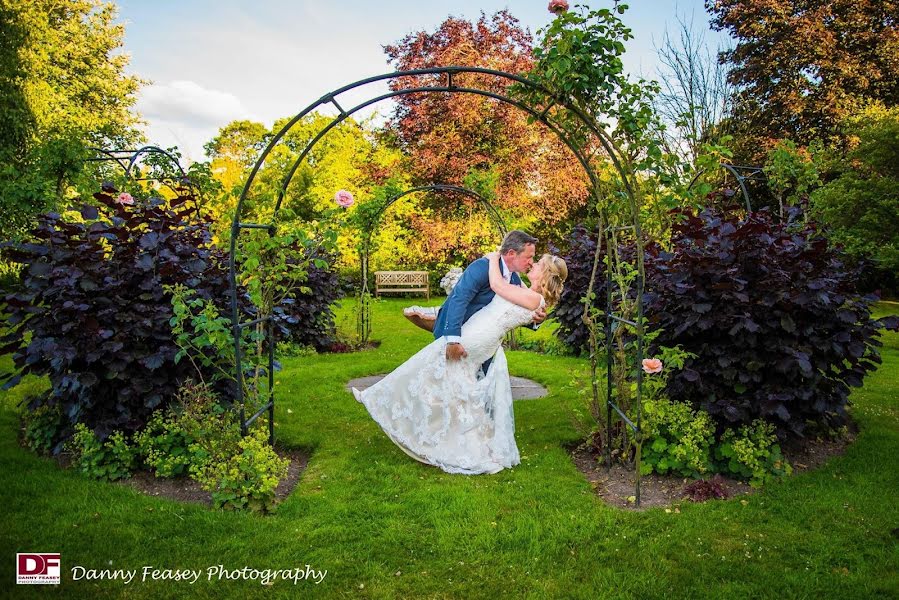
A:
500;230;538;254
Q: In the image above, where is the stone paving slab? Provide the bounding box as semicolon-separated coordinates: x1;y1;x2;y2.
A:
346;374;547;400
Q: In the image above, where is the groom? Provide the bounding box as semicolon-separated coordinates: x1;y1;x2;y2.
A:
433;230;546;365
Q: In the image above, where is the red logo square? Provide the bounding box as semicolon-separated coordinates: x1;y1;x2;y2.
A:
16;553;61;585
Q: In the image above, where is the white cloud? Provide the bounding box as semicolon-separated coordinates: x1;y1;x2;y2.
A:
176;12;396;125
136;118;207;164
123;1;719;165
121;1;551;163
133;80;257;162
137;80;250;127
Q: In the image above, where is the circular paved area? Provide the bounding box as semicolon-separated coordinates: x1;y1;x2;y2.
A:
346;374;548;400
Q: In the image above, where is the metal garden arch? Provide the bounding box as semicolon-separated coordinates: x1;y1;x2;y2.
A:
687;162;768;212
228;66;649;503
86;145;202;217
356;183;508;342
87;145;195;192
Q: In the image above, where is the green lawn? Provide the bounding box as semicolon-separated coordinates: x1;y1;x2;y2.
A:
1;298;897;599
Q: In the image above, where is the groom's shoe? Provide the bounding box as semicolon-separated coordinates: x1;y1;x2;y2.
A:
479;357;494;378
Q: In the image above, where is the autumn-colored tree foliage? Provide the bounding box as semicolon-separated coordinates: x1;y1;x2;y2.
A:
383;11;589;248
706;0;899;159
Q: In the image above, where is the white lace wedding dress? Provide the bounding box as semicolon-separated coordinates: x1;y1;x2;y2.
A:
353;294;544;475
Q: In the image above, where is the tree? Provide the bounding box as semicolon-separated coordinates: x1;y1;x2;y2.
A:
0;0;143;240
203;120;270;234
654;12;734;165
383;11;589;244
763;139;822;219
205;120;270;190
525;3;726;245
706;0;899;160
202;114;413;274
810;103;899;292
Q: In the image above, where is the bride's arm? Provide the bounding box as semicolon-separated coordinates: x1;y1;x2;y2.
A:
486;252;543;311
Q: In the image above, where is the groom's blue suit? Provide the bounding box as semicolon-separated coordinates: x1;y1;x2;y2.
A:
433;257;520;342
433;258;536;374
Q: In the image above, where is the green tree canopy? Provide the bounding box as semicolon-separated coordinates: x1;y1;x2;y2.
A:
203;113;414;273
810;103;899;286
0;0;143;239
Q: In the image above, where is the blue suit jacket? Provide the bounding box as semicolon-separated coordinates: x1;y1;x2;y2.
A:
433;257;524;340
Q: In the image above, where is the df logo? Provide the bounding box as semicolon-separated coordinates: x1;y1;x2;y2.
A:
17;553;61;585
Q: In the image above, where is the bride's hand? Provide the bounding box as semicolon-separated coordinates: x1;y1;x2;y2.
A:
485;251;499;261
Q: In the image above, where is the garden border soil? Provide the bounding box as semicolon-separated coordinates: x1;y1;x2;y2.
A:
568;419;857;510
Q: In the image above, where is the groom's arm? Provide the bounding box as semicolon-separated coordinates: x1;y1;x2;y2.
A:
510;273;545;331
442;258;489;342
519;310;546;332
527;303;547;330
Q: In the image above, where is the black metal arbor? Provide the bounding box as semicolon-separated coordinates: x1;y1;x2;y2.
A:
356;184;508;342
688;162;767;212
86;145;202;217
227;66;648;503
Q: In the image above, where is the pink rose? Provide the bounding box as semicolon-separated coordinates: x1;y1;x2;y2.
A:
334;190;354;208
116;192;134;205
548;0;569;14
642;358;663;374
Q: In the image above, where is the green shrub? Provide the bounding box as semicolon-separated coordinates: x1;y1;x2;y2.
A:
638;398;715;478
276;341;318;358
810;103;899;287
116;380;290;512
191;427;289;513
22;404;64;455
135;381;235;478
134;411;195;478
513;332;573;356
68;424;136;481
714;420;792;487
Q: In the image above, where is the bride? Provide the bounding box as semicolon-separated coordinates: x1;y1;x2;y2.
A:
352;251;567;474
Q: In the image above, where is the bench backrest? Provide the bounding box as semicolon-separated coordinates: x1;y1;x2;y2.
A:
375;271;428;285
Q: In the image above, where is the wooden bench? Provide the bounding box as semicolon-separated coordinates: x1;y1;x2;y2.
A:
375;271;429;299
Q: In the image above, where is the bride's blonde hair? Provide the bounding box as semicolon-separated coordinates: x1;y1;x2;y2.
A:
538;254;567;307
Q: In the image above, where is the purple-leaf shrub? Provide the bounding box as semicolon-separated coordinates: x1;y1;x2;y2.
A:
683;475;730;502
554;224;610;355
0;188;236;447
270;245;340;352
644;208;897;439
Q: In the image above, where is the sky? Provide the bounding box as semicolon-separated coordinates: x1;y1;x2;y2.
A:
115;0;725;162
